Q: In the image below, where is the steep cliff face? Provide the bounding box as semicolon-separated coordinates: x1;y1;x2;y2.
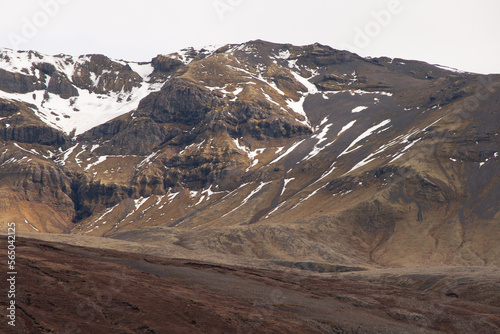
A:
0;41;499;267
0;143;74;232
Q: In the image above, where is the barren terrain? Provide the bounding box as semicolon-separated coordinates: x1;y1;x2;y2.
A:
1;236;499;333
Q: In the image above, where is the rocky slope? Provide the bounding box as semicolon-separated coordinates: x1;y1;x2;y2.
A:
0;40;499;268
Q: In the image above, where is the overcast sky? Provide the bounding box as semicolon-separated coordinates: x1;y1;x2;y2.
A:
1;0;499;74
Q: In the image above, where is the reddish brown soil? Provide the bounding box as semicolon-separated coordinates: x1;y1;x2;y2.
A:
1;237;499;333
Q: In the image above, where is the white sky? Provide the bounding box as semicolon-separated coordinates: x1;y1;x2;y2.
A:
1;0;499;74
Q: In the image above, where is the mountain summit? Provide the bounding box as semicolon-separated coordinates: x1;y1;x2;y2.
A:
1;40;499;267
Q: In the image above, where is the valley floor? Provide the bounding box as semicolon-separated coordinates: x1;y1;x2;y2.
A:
1;235;499;333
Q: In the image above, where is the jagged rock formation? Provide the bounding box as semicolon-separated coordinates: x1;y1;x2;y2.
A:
0;41;499;268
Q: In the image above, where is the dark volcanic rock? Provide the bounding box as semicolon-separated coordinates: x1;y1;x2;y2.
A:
85;117;181;156
1;124;67;146
0;99;19;117
151;54;184;74
137;77;220;126
70;174;133;222
47;71;79;99
33;62;56;75
0;68;44;93
72;54;142;94
295;43;359;67
217;101;311;139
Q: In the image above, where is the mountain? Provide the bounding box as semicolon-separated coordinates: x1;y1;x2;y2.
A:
0;40;499;269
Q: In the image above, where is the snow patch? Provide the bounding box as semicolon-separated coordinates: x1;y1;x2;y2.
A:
337;120;357;136
302;123;333;161
222;181;271;217
434;64;466;73
24;219;39;232
84;155;108;171
58;144;78;165
286;96;309;126
265;201;286;219
352;106;368;113
338;119;391;157
291;184;327;210
137;150;160;169
349;90;393;97
284;70;321;127
281;178;295;196
289;70;318;94
233;138;265;171
276;49;291;60
270;139;306;164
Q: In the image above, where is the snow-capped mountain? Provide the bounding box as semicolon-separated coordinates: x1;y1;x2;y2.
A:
1;40;499;267
0;47;218;135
